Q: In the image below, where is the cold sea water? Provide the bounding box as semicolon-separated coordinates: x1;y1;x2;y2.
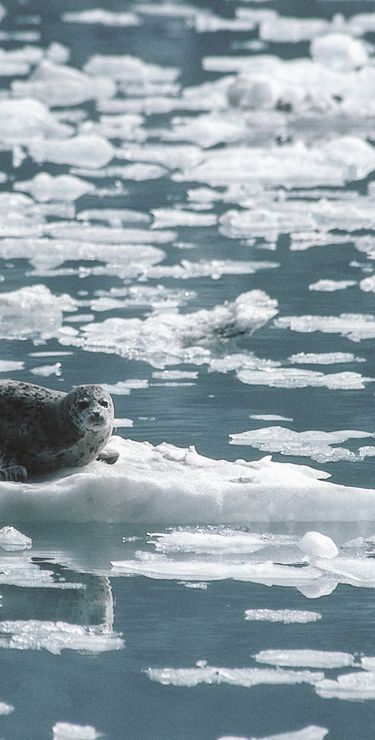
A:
0;0;375;738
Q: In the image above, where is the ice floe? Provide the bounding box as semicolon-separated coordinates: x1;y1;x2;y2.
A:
63;9;140;27
244;610;321;624
255;649;354;669
309;280;357;292
276;315;375;342
310;33;368;70
288;352;363;365
229;427;373;463
2;436;375;524
0;620;123;654
0;527;32;551
14;173;94;202
0;702;14;716
12;60;115;107
219;728;328;740
0;98;71;144
147;664;324;688
53;722;103;740
28;134;114;168
315;671;375;701
0;285;76;341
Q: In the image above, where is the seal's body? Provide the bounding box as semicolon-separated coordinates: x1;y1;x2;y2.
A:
0;381;118;481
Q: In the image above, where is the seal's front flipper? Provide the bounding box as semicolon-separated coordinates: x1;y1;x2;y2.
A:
0;464;27;482
97;448;119;465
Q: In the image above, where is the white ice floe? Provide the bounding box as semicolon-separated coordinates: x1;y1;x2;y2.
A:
0;285;76;341
0;527;32;551
235;368;373;390
101;379;148;395
0;702;14;715
315;671;375;701
229;427;373;463
0;620;123;654
147;664;324;688
0;555;82;589
0;360;24;372
0;98;71;144
276;314;375;342
219;728;328;740
299;532;339;560
244;609;321;624
309;280;356;292
249;415;293;422
114;418;134;428
66;291;277;368
30;362;62;377
12;60;115;107
289;352;363;365
255;649;354;669
63;8;140;26
151;208;217;228
84;54;178;83
149;528;266;555
53;722;103;740
28;134;114;168
15;173;94;202
3;436;375;524
148;259;278;281
360;275;375;294
310;33;368;70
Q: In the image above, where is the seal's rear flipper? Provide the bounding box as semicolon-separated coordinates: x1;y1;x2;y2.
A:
97;448;119;465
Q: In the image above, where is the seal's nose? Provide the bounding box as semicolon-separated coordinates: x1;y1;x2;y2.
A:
90;410;104;424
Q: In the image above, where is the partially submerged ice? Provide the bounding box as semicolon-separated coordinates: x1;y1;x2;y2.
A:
1;436;375;523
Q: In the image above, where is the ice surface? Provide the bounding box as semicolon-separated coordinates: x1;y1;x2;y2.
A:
84;54;178;83
299;533;339;560
0;285;76;341
0;620;123;654
69;290;278;369
249;415;293;421
15;173;94;202
276;315;375;342
2;436;375;524
315;671;375;701
255;649;354;669
28;135;114;168
0;527;32;551
229;427;372;462
151;208;217;228
53;722;103;739
149;528;266;554
310;33;368;70
147;664;324;688
244;609;321;623
63;9;140;27
12;60;115;107
0;98;71;143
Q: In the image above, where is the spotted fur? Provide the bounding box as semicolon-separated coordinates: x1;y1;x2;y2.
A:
0;381;117;482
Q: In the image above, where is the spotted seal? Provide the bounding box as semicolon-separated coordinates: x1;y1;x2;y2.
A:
0;380;119;482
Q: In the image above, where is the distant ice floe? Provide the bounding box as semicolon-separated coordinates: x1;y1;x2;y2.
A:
276;315;375;342
244;609;321;624
63;9;140;27
255;649;354;669
0;620;123;654
0;285;76;342
53;722;103;740
309;279;356;292
0;527;32;551
14;173;94;202
234;368;373;390
0;98;71;144
12;60;115;107
2;436;375;523
229;427;374;463
218;728;328;740
67;290;277;368
0;702;14;716
288;352;363;365
147;664;324;688
27;134;114;168
84;54;178;83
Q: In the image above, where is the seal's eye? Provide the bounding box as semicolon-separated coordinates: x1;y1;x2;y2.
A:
77;399;90;411
99;399;109;408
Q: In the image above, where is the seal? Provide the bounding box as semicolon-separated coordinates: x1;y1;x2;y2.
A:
0;380;119;482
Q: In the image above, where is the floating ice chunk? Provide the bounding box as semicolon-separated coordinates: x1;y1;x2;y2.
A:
312;556;375;587
46;221;174;245
299;532;339;560
72;291;278;369
0;526;32;551
289;352;363;365
219;728;328;740
178;581;208;589
152;371;198;380
101;380;148;395
193;11;257;33
84;54;178;83
0;360;24;372
53;722;103;740
163;113;248;147
315;671;375;701
15;173;94;202
236;368;373;390
311;33;368;70
147;665;324;688
78;208;150;226
30;362;62;377
0;702;13;715
149;528;266;555
92;285;193;312
151;208;217;228
260;16;330;42
228;75;281;110
114;418;134;428
229;427;372;463
244;609;321;624
255;649;353;669
0;620;124;654
12;60;115;107
276;314;375;342
360;275;375;294
28;134;114;168
309;279;356;292
63;8;140;26
0;98;71;144
2;436;375;523
0;285;76;341
120;143;202;171
148;259;277;281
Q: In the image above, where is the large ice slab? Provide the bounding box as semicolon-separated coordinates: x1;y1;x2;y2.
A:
2;436;375;523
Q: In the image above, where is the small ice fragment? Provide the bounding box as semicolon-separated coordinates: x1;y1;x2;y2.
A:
255;649;354;669
289;352;363;365
244;609;321;624
178;581;208;589
309;280;356;292
311;33;368;70
0;702;14;715
53;722;103;739
63;9;140;27
249;415;293;421
30;362;62;377
299;532;339;560
114;418;134;428
0;526;32;551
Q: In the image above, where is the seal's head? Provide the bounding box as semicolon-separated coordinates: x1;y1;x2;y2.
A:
63;385;114;436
